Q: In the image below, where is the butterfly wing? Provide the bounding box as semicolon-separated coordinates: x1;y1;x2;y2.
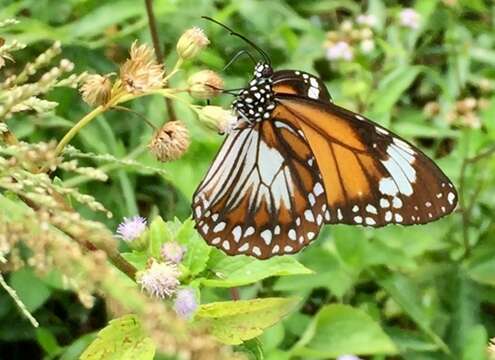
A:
273;93;458;226
272;70;332;103
192;118;328;259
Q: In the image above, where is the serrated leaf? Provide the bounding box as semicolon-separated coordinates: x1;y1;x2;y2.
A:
292;304;397;357
80;315;155;360
196;297;299;345
201;253;312;287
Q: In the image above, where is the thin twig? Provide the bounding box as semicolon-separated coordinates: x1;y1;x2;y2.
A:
0;273;39;327
112;105;158;131
144;0;176;121
230;287;240;301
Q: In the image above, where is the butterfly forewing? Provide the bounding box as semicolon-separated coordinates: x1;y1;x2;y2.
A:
275;94;458;226
192;119;327;259
272;70;332;103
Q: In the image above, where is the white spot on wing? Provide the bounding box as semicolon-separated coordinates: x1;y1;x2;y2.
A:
379;177;399;196
261;230;272;245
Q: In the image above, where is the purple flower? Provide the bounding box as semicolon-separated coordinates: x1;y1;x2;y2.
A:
161;241;185;263
116;216;147;242
174;288;198;319
399;8;421;29
326;41;354;61
337;356;363;360
137;260;180;299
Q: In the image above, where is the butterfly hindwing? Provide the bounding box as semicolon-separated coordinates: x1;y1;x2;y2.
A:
275;94;458;226
192;119;327;259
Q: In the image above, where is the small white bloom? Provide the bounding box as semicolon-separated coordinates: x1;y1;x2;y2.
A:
337;356;363;360
137;260;180;299
326;41;354;61
161;241;185;263
116;216;147;242
356;14;378;28
360;39;375;53
174;288;198;319
399;8;421;29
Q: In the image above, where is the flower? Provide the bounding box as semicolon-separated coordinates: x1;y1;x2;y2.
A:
174;288;198;319
137;260;180;299
325;41;354;61
120;41;164;93
116;216;147;242
79;74;112;106
148;121;190;162
399;8;421;29
360;39;375;53
337;356;363;360
356;14;378;28
198;105;237;134
161;241;185;264
176;27;209;60
187;70;224;99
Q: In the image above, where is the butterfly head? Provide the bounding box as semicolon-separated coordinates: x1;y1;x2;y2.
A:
232;62;276;123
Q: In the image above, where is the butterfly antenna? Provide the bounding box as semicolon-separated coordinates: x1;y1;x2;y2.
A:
223;49;256;71
202;16;271;65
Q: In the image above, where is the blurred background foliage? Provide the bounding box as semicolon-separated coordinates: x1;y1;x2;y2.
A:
1;0;495;359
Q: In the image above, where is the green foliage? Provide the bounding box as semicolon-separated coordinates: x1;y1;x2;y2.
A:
196;297;299;345
292;304;398;357
80;315;155;360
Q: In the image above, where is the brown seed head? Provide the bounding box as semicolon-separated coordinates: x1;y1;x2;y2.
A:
80;74;112;106
120;41;164;93
187;70;224;99
149;121;190;162
176;27;209;60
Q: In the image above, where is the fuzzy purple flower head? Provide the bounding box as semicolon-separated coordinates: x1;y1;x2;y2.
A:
399;8;421;29
116;216;147;242
137;260;180;299
161;241;185;264
174;288;198;319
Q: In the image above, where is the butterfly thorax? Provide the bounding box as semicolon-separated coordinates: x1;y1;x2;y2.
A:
232;62;276;125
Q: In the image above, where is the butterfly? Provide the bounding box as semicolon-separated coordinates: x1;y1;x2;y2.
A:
192;18;458;259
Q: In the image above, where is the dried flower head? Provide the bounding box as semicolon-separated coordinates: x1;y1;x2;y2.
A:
198;106;237;134
174;288;198;319
161;241;185;264
176;27;209;60
149;121;190;162
187;70;224;99
399;8;421;29
423;101;440;117
116;216;147;242
120;41;164;93
325;41;354;61
80;74;112;106
137;260;180;299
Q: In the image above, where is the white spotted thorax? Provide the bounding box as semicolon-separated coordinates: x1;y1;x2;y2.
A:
232;62;276;125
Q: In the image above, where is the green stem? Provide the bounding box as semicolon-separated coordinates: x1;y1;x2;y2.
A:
55;105;105;156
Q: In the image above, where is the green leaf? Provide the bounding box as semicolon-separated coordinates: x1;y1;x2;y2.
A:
369;66;422;124
196;297;299;345
376;272;450;354
201;253;312;287
147;216;171;257
9;268;51;312
175;218;211;276
35;327;61;355
462;325;488;360
80;315;155;360
292;304;397;357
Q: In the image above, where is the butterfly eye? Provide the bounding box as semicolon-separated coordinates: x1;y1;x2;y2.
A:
261;66;273;77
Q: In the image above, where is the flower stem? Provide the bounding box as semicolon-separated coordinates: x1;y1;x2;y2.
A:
55;105;105;156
